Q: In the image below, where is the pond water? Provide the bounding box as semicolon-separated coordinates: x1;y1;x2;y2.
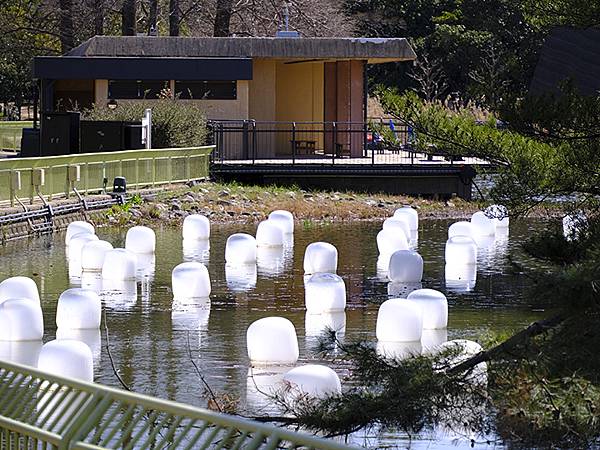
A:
0;218;551;449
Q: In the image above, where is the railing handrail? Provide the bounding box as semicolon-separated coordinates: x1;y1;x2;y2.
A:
0;358;357;450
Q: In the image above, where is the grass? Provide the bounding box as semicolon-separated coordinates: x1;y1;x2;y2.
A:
0;121;32;150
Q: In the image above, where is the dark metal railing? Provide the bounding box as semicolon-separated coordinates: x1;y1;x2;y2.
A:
208;120;476;166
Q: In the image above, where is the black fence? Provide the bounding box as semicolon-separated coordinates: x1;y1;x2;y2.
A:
208;120;474;166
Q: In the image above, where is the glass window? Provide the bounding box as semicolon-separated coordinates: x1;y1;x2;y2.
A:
108;80;169;99
174;81;237;100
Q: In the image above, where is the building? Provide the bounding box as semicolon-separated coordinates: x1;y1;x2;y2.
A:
32;35;415;158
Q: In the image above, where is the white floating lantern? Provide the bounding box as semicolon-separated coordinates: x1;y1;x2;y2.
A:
0;340;42;367
0;276;40;305
387;281;422;298
65;221;94;244
81;240;113;272
0;299;43;341
382;217;410;240
421;329;448;354
304;273;346;313
37;339;93;382
376;229;409;258
376;340;422;360
388;250;423;283
225;264;257;292
438;339;487;383
471;211;495;236
225;233;257;264
125;226;156;254
268;210;294;234
407;289;448;329
183;239;210;263
445;236;477;265
247;317;299;365
256;220;284;247
303;242;338;275
448;221;476;239
56;288;101;330
101;248;137;280
305;311;346;338
68;233;99;261
172;262;211;300
56;328;101;363
283;365;341;399
182;214;210;240
393;206;418;230
376;299;423;342
445;264;477;292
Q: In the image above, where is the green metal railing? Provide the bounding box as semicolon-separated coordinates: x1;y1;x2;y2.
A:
0;122;32;151
0;146;213;206
0;359;355;450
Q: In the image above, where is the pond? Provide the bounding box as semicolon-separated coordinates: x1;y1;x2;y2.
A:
0;217;550;449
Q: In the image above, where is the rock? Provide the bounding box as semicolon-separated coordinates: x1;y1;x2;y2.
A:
303;193;313;199
141;193;157;202
170;201;181;211
218;190;230;197
183;195;196;203
217;200;231;206
364;199;377;206
226;211;235;216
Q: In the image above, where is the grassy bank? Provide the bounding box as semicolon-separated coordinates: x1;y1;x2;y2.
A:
96;181;562;228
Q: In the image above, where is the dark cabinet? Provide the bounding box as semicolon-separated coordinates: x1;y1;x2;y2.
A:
40;112;80;156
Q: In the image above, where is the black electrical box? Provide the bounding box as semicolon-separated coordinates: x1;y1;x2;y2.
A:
123;122;144;150
40;111;80;156
80;120;124;153
20;128;41;157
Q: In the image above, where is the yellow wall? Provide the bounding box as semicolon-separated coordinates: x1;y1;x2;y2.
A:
181;80;249;121
95;80;108;107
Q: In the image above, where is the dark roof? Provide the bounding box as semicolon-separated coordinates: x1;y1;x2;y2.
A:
66;36;416;63
530;27;600;96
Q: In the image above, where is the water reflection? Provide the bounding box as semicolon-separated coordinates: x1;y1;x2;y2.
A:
376;340;422;360
257;247;286;277
135;253;156;281
387;281;422;298
183;239;210;264
81;272;103;293
101;279;137;310
445;264;477;293
56;328;101;364
421;329;448;354
305;311;346;338
171;297;211;331
0;340;42;367
246;366;288;414
225;264;257;292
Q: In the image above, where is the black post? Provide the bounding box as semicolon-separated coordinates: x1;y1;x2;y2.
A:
332;122;337;165
242;120;249;159
292;122;296;165
252;120;257;164
33;81;39;129
219;123;225;163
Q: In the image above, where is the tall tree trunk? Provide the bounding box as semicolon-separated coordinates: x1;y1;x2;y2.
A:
169;0;179;36
148;0;158;35
121;0;137;36
94;2;105;35
59;0;75;52
213;0;233;37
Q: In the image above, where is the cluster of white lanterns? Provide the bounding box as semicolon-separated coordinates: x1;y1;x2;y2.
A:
444;206;509;292
376;206;418;275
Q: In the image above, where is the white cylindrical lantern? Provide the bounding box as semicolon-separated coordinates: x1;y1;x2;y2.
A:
37;339;93;382
448;221;477;239
445;264;477;292
68;233;99;260
438;339;487;383
56;288;101;330
81;240;113;272
471;211;495;236
303;242;338;275
0;299;43;341
393;206;418;230
256;220;284;247
125;226;156;254
377;229;409;257
172;262;211;300
304;311;346;338
387;281;422;298
268;210;294;234
182;214;210;240
65;221;94;244
407;289;448;329
382;217;410;240
0;276;40;305
304;273;346;313
101;248;137;280
225;233;257;264
388;250;423;283
247;317;299;365
376;340;422;360
376;299;423;342
225;264;257;292
445;236;477;265
283;365;341;399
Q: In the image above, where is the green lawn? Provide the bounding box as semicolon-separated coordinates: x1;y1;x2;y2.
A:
0;121;33;150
